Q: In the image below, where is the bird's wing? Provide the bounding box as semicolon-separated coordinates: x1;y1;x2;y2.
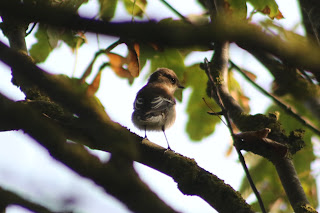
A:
134;96;175;113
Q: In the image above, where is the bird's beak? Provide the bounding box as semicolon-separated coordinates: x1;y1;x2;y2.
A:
178;84;185;89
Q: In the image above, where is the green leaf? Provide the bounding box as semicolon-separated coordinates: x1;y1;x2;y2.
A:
99;0;118;21
61;31;86;50
123;0;147;18
30;24;86;63
247;0;283;19
225;0;247;19
29;25;53;63
150;48;185;80
185;64;221;141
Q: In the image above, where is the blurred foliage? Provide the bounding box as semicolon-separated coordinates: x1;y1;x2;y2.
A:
184;64;221;141
225;0;247;19
123;0;147;18
239;103;318;212
30;24;86;63
247;0;283;19
99;0;118;21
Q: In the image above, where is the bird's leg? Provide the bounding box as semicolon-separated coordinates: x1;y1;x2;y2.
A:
162;126;172;150
144;125;147;139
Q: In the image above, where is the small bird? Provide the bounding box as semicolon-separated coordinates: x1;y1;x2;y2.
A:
132;68;184;150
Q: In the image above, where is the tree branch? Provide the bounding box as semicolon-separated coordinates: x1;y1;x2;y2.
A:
0;187;60;213
0;93;179;213
203;46;316;213
1;1;320;72
0;40;255;213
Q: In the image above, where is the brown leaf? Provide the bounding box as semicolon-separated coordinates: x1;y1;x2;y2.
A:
80;59;95;84
261;6;271;15
242;69;257;81
127;42;140;77
107;52;127;68
275;10;284;20
107;52;133;78
87;71;101;96
239;93;250;112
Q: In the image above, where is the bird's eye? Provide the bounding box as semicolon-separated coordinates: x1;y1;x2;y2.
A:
170;78;176;84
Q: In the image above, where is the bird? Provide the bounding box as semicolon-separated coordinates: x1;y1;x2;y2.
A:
132;68;184;150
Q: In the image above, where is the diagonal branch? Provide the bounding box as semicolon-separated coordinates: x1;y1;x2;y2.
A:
0;92;178;213
0;40;255;213
0;187;60;213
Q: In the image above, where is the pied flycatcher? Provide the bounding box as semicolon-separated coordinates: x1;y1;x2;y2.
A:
132;68;184;150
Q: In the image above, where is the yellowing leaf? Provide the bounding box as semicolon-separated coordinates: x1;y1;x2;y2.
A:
228;71;250;112
123;0;147;18
224;0;247;19
248;0;283;19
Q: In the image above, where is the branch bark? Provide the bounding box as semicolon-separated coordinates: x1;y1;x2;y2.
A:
1;1;320;72
0;93;179;213
0;40;255;213
203;44;316;213
0;187;59;213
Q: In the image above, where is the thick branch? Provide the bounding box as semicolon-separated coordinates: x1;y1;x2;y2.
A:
0;93;178;213
1;1;320;72
0;41;255;213
203;47;316;212
0;187;57;213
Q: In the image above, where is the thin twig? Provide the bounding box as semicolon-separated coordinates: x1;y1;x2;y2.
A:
159;0;192;24
229;60;320;137
204;58;267;213
25;22;37;36
202;97;228;126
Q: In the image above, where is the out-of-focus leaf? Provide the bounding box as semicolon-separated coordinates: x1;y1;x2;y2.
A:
30;24;86;63
247;0;283;19
185;64;221;141
107;53;133;79
242;69;257;81
30;25;53;63
127;42;140;77
225;0;247;19
228;71;250;112
149;48;185;101
61;31;86;51
99;0;118;21
106;41;140;81
123;0;147;18
80;59;95;83
150;48;185;80
87;71;102;96
47;26;61;48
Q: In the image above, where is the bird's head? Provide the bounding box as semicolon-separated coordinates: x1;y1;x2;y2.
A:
148;68;184;93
